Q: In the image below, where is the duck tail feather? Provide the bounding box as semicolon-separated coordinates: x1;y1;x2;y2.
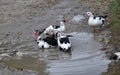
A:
66;35;73;37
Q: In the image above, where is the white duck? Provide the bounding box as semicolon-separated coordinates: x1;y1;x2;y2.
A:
56;32;71;51
114;52;120;60
43;25;55;36
85;12;107;32
111;52;120;60
43;16;66;35
34;30;57;48
53;20;66;32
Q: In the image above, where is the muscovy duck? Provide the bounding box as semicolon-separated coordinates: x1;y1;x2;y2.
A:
56;32;71;51
33;30;57;48
43;17;66;35
85;12;107;32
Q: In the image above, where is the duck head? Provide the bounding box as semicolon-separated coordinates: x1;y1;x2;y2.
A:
33;30;40;37
33;29;45;37
85;12;94;17
56;32;64;39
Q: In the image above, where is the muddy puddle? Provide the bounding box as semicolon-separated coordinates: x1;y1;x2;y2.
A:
0;0;111;75
0;32;110;75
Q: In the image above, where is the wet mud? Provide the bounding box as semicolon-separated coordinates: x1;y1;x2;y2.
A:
0;0;111;75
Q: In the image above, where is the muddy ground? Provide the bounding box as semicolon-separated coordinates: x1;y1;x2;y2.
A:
0;0;113;75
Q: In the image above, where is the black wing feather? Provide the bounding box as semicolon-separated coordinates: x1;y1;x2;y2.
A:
60;37;70;44
53;25;60;29
43;37;57;46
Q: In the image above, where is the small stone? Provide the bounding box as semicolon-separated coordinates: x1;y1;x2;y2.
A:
17;32;22;35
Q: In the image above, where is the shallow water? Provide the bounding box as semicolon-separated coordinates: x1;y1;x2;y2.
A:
0;0;111;75
47;32;110;75
0;32;110;75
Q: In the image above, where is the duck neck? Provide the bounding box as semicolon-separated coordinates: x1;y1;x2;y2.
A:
90;14;94;17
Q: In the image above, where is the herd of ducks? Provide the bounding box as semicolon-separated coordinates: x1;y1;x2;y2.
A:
34;15;72;51
33;11;120;59
33;11;107;51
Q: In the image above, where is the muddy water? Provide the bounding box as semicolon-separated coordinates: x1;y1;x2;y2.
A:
47;32;110;75
0;32;110;75
0;0;111;75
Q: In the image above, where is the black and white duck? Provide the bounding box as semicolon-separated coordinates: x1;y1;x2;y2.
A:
33;30;57;48
85;12;107;32
56;32;71;51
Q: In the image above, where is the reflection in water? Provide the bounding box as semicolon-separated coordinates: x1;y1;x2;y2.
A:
0;41;72;75
0;32;110;75
47;32;110;75
38;48;71;60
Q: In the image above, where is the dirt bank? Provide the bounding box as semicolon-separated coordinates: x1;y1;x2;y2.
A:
102;0;120;75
